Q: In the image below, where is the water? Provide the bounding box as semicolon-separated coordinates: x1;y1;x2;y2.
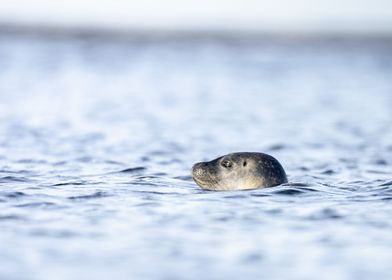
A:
0;32;392;280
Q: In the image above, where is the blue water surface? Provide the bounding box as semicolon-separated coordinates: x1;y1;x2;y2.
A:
0;32;392;280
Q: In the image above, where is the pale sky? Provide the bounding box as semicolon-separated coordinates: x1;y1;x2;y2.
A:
1;0;392;33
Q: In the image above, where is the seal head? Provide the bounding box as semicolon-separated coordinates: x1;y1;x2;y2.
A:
192;152;287;191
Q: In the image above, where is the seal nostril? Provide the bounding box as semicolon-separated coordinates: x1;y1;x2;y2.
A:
243;161;247;167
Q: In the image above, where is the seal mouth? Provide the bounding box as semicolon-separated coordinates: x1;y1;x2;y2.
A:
192;173;220;190
192;176;209;187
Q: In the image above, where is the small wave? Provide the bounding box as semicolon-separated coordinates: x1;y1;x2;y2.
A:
68;191;110;200
104;160;123;165
151;172;168;176
16;159;47;164
223;194;249;199
16;202;57;208
284;182;319;192
2;191;26;198
308;208;343;220
30;229;79;238
132;182;158;187
0;214;25;220
118;167;146;173
75;156;95;163
133;190;168;195
273;189;306;195
249;183;319;196
373;159;388;165
298;166;310;171
267;144;288;151
250;193;269;197
53;161;67;166
134;202;160;207
0;169;34;174
0;176;31;183
134;175;160;180
173;175;193;181
140;156;150;162
320;169;336;175
297;187;320;192
264;208;283;215
52;181;87;186
157;159;182;165
285;183;311;187
366;169;390;174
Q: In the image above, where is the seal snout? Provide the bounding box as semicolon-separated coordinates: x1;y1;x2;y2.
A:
192;162;214;188
192;162;206;179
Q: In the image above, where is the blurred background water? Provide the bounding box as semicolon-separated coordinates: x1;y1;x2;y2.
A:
1;1;392;280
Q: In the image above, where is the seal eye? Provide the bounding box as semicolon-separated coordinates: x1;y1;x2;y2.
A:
221;160;233;168
243;161;247;167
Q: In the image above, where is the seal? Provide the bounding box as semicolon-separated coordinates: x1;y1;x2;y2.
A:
192;152;287;191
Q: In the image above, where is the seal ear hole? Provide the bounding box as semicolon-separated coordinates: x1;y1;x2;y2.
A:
243;161;247;167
